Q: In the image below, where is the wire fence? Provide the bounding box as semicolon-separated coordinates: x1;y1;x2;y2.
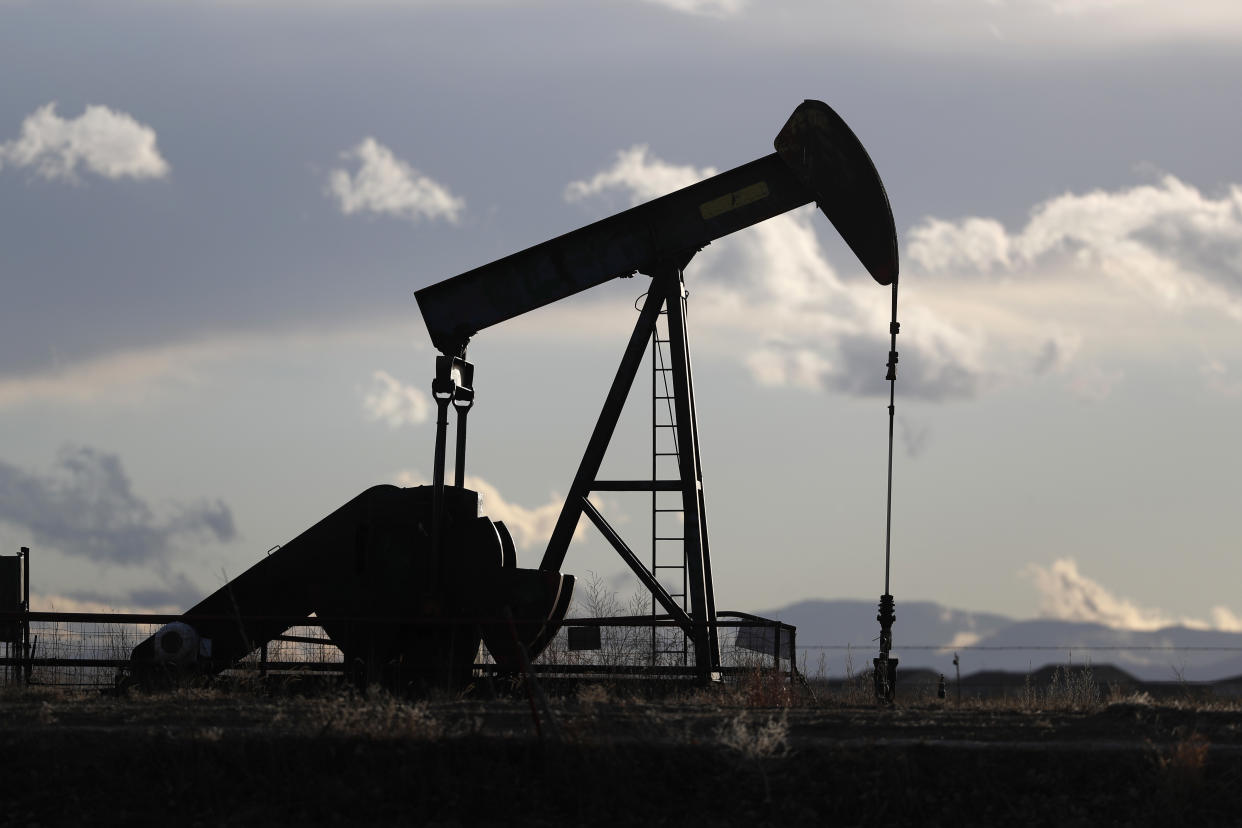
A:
801;644;1242;652
16;609;1238;698
0;611;797;690
4;617;343;688
798;642;1242;674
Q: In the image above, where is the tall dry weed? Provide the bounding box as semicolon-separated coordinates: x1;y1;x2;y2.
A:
1046;664;1101;711
715;711;789;760
716;711;790;804
1160;733;1210;793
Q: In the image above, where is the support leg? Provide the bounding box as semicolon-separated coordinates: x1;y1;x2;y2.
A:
662;270;721;680
541;283;670;572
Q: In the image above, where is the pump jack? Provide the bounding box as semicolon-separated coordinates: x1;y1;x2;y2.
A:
128;99;898;690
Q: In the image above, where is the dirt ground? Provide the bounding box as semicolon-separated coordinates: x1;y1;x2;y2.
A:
3;688;1241;826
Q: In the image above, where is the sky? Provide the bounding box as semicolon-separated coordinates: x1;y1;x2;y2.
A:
1;0;1240;638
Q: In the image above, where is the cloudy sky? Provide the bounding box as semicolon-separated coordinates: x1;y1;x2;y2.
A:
1;0;1239;638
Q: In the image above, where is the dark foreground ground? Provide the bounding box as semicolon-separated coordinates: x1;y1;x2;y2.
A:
3;687;1241;827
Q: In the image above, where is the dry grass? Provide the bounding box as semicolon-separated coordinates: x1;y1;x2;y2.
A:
6;679;1242;826
300;690;445;739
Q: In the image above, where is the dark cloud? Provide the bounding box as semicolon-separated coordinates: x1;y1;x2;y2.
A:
67;572;204;611
71;573;204;613
899;418;931;459
829;333;983;402
1032;339;1061;376
0;445;235;565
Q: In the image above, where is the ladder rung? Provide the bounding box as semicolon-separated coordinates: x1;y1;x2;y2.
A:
593;480;682;491
653;564;684;570
654;536;684;541
653;508;683;513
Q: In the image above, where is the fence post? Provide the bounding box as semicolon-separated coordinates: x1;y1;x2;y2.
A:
789;625;797;691
21;547;30;686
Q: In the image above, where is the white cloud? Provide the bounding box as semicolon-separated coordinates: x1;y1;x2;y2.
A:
764;0;1242;53
565;145;988;400
944;630;982;650
1024;557;1242;632
1211;606;1242;631
327;137;464;224
0;103;169;182
566;145;717;204
909;175;1242;318
363;370;430;427
638;0;746;16
1046;0;1138;15
901;174;1242;400
462;476;573;551
393;469;582;550
907;217;1012;273
561;150;1242;410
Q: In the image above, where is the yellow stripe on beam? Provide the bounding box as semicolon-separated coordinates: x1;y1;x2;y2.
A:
698;181;771;221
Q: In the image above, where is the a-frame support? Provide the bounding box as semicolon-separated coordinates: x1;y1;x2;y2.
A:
541;265;721;682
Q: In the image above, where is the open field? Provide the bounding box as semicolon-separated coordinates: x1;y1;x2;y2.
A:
4;678;1242;827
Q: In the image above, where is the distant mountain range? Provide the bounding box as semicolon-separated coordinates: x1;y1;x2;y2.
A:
751;599;1242;682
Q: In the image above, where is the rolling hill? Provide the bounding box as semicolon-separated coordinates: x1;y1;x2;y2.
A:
751;599;1242;682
